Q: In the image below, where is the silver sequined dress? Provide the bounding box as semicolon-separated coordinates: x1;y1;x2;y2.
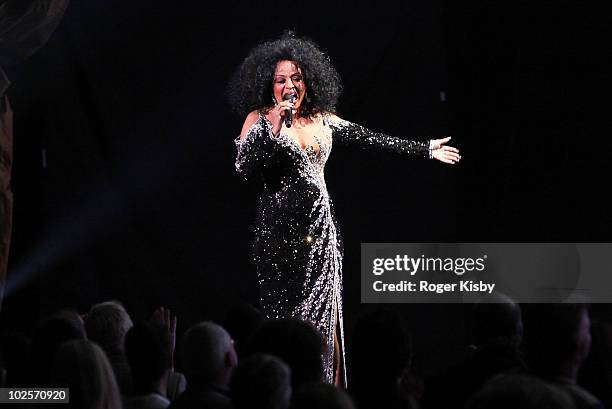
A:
235;112;430;384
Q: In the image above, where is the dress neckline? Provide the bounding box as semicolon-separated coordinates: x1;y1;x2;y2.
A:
260;111;323;156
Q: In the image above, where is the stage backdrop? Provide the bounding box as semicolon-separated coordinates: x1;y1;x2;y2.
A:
2;0;607;376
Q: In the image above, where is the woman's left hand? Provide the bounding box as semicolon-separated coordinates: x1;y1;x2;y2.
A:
431;137;461;164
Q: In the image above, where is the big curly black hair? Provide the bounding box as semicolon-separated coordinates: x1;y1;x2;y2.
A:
228;32;342;118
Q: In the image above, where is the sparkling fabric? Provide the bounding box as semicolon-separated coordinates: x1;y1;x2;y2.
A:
235;112;429;385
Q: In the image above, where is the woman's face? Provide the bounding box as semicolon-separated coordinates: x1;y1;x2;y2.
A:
272;60;306;112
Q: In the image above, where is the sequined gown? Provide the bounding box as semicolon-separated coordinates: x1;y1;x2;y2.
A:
235;112;430;384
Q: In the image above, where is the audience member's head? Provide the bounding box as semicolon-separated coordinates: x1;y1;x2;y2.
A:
223;303;264;358
470;293;523;347
351;308;412;386
29;309;87;386
292;382;356;409
578;318;612;409
466;373;576;409
125;321;171;395
85;300;133;355
180;321;237;388
245;318;323;389
50;339;122;409
231;354;291;409
523;303;591;380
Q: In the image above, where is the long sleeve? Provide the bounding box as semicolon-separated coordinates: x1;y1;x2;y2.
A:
326;114;432;158
234;114;277;180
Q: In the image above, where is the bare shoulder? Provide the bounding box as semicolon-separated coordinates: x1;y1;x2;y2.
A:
239;110;262;141
324;112;342;122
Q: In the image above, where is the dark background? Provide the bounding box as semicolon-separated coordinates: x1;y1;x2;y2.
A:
2;1;608;375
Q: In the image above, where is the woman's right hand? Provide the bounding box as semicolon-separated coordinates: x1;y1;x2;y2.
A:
268;99;296;137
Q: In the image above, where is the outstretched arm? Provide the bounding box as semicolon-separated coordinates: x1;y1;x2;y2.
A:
326;114;460;164
326;114;430;157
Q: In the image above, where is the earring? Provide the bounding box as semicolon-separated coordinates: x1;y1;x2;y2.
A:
272;96;278;106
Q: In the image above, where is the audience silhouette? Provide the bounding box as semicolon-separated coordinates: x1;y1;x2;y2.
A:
49;339;122;409
169;321;237;409
0;297;609;409
85;301;134;394
231;354;291;409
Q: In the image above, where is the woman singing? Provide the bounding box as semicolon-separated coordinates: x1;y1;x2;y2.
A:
229;32;460;386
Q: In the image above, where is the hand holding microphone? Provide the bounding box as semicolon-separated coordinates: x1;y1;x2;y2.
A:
282;93;297;128
270;93;297;136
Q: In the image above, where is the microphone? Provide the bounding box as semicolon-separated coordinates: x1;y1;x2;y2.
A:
283;93;297;128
